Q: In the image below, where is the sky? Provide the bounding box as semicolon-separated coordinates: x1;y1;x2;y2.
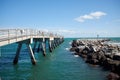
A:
0;0;120;37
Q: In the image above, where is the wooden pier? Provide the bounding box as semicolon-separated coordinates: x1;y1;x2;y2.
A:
0;29;64;65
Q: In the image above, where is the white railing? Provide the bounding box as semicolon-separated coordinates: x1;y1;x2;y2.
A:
0;29;62;42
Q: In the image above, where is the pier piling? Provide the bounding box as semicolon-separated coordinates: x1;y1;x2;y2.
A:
13;43;22;64
33;41;37;54
53;40;56;49
27;44;36;65
54;40;57;47
37;42;41;52
41;42;46;56
49;40;52;52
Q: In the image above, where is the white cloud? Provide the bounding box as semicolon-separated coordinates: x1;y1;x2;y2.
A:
90;11;106;19
74;11;107;22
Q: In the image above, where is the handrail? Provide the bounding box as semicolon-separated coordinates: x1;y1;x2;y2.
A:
0;29;63;42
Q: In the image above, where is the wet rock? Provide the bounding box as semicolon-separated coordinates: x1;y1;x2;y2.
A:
75;48;80;53
107;72;120;80
71;40;79;47
80;54;87;58
82;46;89;55
78;41;84;46
113;55;120;60
70;47;77;52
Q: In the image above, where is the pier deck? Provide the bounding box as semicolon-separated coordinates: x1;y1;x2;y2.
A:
0;29;63;46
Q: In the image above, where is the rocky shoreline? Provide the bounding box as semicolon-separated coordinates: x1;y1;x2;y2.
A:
70;39;120;80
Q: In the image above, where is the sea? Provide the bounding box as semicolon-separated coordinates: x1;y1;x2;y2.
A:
0;37;120;80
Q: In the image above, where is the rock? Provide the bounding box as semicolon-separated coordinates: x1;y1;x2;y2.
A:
81;54;87;58
82;46;89;55
71;40;79;47
75;48;80;53
107;72;120;80
113;55;120;60
78;41;84;46
70;47;77;52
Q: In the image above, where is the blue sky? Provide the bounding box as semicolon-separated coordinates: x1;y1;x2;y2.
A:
0;0;120;37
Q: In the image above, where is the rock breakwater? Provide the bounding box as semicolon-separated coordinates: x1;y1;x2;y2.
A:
70;39;120;80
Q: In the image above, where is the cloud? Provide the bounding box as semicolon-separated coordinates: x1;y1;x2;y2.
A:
74;11;107;22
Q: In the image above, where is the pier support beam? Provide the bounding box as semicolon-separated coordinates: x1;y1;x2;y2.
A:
49;40;52;52
51;40;54;50
54;40;57;47
57;39;59;46
59;38;62;44
53;40;56;49
27;44;36;65
59;39;61;45
37;42;41;52
56;39;59;46
33;41;37;54
41;42;46;56
13;43;22;65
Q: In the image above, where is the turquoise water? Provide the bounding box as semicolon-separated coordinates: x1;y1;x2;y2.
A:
1;38;120;80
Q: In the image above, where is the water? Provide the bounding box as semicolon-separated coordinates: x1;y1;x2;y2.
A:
0;38;120;80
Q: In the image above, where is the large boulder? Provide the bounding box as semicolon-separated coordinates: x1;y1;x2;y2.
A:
107;72;120;80
70;47;77;52
113;55;120;60
71;40;79;47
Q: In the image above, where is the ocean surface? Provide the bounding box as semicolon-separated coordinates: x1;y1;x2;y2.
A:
0;38;120;80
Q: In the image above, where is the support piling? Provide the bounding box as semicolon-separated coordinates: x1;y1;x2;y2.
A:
37;42;41;52
49;40;52;52
33;41;37;54
27;44;36;65
13;43;22;65
41;42;46;56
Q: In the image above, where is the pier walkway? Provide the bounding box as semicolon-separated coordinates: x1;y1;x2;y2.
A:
0;29;64;65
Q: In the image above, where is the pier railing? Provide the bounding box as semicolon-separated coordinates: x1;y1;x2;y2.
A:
0;29;61;42
0;29;63;46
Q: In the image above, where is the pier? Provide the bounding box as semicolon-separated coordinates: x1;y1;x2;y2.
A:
0;29;64;65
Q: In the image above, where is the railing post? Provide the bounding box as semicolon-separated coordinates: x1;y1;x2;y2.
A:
16;29;17;41
8;29;10;43
20;29;23;40
30;29;32;38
